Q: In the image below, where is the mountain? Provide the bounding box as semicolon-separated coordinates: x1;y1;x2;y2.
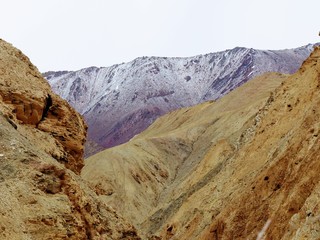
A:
0;39;140;239
3;37;320;239
82;46;320;239
44;44;315;156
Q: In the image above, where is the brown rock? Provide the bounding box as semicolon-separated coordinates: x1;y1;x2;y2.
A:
0;39;86;174
0;39;141;239
200;46;320;240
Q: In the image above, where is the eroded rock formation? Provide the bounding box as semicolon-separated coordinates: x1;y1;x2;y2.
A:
0;39;140;239
0;40;87;173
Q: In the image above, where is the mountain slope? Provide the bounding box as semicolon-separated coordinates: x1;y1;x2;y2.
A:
45;44;315;156
81;71;286;237
0;39;140;239
82;46;320;239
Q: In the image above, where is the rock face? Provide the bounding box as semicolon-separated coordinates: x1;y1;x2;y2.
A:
44;44;315;156
83;46;320;239
0;40;87;173
0;39;140;239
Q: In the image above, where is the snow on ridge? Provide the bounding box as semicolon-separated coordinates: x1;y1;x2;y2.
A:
44;44;316;156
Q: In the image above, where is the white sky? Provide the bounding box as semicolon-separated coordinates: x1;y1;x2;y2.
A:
1;0;319;72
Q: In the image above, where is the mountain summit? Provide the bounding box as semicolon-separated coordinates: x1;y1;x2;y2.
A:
44;44;315;156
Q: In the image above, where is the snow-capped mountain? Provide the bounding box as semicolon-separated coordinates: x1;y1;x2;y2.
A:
44;44;316;156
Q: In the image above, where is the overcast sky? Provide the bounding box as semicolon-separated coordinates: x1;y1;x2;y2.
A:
1;0;319;72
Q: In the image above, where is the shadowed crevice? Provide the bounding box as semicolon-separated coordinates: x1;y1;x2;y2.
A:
41;94;52;121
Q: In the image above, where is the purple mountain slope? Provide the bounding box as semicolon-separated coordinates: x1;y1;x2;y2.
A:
44;44;316;157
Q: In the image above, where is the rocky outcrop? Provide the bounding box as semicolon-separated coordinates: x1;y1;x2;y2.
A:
83;46;320;239
0;39;86;173
45;44;315;157
0;39;140;239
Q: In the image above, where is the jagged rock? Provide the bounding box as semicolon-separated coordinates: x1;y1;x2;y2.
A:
0;39;86;173
0;39;141;239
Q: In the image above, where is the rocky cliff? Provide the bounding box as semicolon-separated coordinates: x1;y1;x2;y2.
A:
0;40;87;173
44;44;315;156
0;39;140;239
83;46;320;239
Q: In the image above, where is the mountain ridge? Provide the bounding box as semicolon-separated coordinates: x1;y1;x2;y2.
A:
44;43;316;156
82;46;320;239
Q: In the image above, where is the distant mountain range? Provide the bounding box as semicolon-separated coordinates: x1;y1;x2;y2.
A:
44;44;316;156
